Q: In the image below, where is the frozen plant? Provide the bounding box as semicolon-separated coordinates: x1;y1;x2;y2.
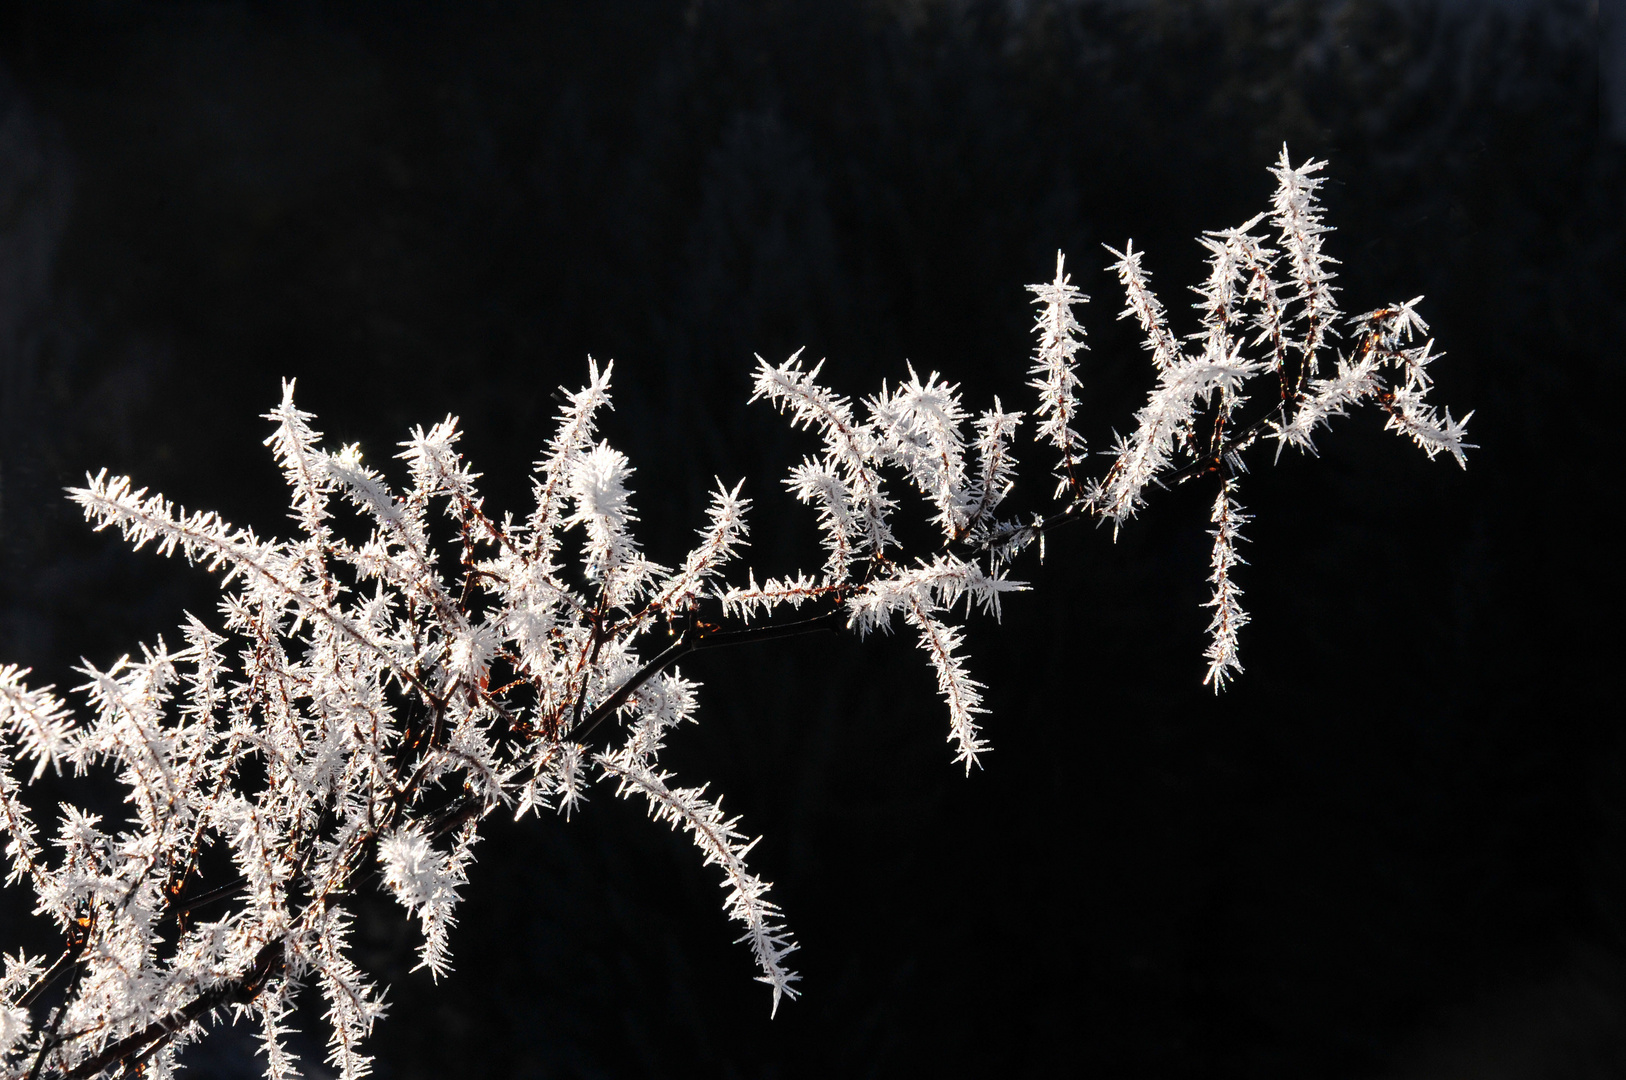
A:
0;149;1466;1079
1008;147;1473;688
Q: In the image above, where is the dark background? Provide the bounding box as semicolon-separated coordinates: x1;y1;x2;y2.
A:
1;1;1619;1076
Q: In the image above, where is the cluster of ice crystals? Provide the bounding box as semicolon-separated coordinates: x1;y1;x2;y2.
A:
1202;481;1252;692
748;356;1025;772
378;823;473;980
0;360;812;1078
1069;149;1468;675
1025;252;1090;504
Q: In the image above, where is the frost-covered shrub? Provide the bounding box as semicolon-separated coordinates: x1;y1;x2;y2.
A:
0;150;1466;1079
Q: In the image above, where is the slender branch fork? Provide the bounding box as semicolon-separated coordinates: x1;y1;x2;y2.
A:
973;397;1287;553
974;307;1421;557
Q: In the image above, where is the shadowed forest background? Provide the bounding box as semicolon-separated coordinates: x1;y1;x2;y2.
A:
0;1;1619;1076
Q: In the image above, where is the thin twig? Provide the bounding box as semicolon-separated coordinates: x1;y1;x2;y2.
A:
572;612;844;748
